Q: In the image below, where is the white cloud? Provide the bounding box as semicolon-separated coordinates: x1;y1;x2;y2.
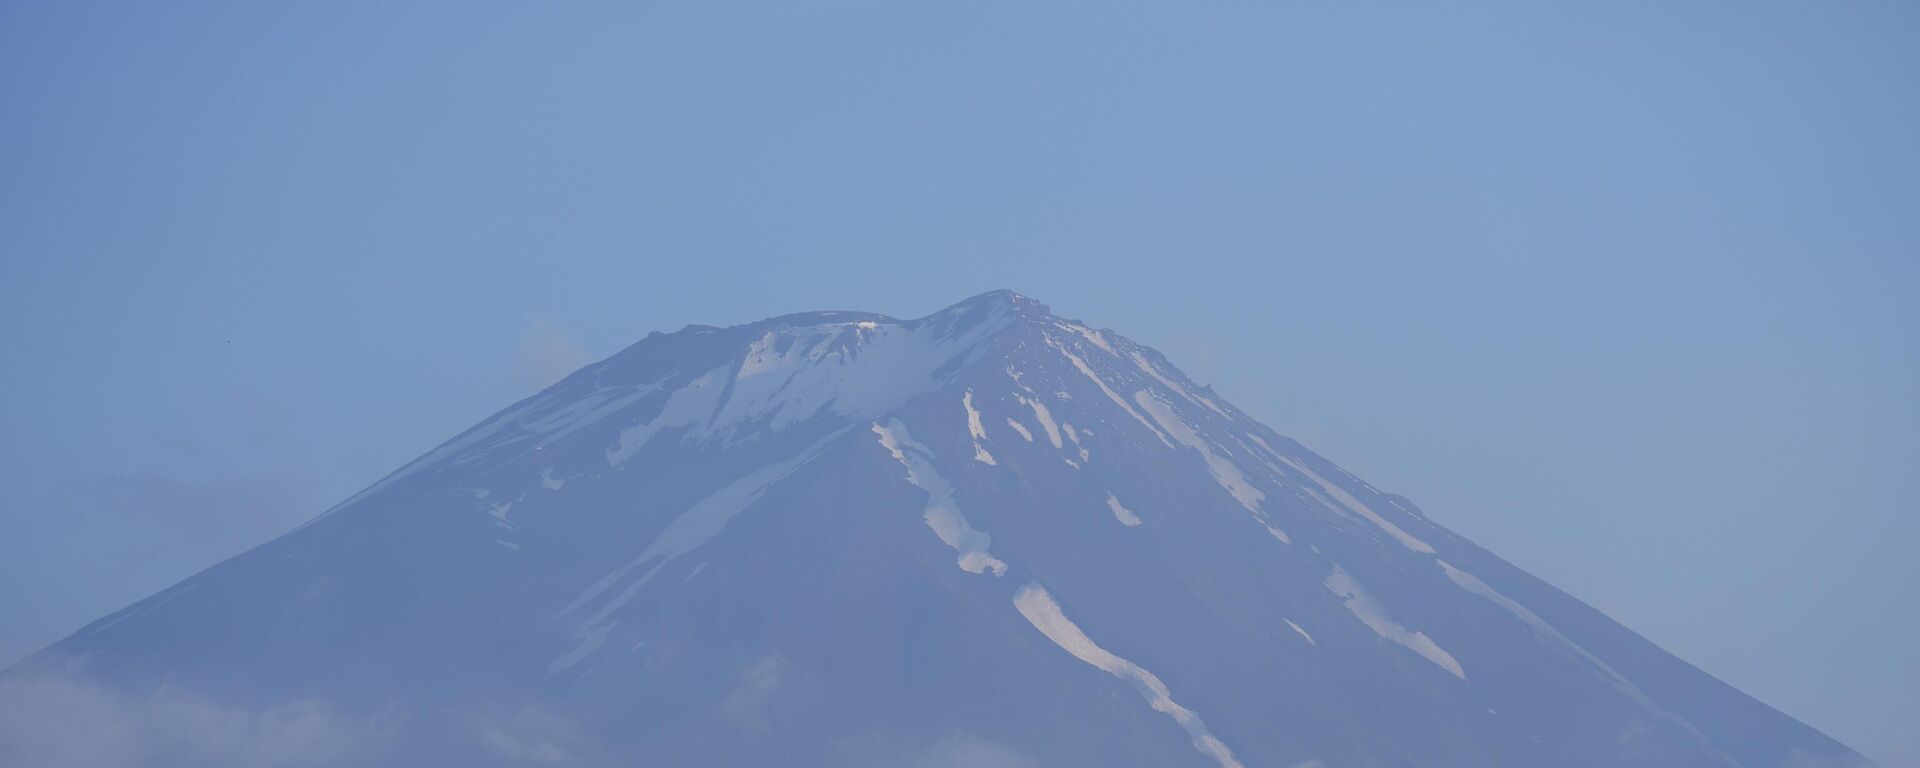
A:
907;732;1042;768
0;673;386;768
474;704;594;766
719;654;787;736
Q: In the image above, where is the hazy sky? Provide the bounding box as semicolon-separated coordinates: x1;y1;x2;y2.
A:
2;1;1915;763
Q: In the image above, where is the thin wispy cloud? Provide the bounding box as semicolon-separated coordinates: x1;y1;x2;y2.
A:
511;313;591;397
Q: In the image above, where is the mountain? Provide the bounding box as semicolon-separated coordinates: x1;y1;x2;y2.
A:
3;291;1872;767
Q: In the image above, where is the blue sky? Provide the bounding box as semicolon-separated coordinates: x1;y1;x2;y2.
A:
2;1;1915;762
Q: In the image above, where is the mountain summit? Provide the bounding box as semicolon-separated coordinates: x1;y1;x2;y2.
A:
9;292;1871;767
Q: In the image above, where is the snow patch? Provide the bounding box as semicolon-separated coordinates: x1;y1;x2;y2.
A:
533;380;672;447
474;489;515;524
1014;583;1244;768
1265;525;1292;545
1106;493;1143;527
540;468;566;491
604;307;1017;464
962;390;996;465
1005;418;1034;443
1062;422;1090;461
1063;322;1117;355
1131;351;1228;417
298;372;683;530
605;365;732;466
1285;619;1315;645
702;312;1014;446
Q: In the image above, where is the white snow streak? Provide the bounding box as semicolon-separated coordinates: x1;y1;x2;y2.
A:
545;622;613;676
1238;434;1432;554
1131;351;1228;417
1434;561;1741;765
872;420;1007;576
1269;452;1432;554
80;581;199;638
1014;583;1244;768
1018;395;1064;449
1049;338;1174;447
551;430;846;674
1245;434;1285;461
1437;561;1629;690
1134;391;1265;515
1285;619;1315;645
1106;493;1143;527
1324;566;1464;679
1005;418;1034;443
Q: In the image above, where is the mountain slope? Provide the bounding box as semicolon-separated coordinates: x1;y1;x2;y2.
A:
6;291;1871;767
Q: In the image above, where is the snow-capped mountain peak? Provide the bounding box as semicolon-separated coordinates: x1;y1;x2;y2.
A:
11;292;1873;768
